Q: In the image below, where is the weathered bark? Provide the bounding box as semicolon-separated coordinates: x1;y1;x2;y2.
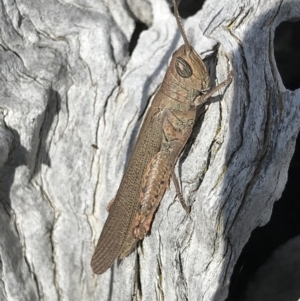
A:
0;0;299;300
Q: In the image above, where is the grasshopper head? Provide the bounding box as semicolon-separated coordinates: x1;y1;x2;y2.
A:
170;0;210;93
170;44;210;92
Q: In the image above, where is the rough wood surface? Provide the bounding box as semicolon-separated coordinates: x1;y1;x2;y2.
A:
0;0;299;300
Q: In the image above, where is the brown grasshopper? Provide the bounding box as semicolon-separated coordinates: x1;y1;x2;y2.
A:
91;0;232;274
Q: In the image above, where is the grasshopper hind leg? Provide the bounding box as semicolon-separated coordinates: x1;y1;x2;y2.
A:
132;150;172;240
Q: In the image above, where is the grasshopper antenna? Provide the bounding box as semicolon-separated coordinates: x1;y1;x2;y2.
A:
172;0;191;48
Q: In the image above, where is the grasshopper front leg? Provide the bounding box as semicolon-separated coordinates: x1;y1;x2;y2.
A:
195;71;233;106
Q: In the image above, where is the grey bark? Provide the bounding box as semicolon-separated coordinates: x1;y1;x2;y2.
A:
0;0;299;300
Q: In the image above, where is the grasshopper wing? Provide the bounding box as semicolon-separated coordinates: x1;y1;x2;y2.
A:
91;106;164;274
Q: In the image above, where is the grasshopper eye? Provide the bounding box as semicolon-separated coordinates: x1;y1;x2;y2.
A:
175;57;193;78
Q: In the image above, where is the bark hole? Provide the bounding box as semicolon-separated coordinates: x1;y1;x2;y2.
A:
168;0;206;18
274;20;300;91
128;20;148;56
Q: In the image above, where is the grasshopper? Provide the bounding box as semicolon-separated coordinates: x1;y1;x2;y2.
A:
91;0;232;274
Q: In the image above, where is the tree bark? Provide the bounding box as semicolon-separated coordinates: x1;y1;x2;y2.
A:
0;0;299;300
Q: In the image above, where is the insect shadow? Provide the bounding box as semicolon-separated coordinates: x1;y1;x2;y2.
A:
29;86;62;179
0;87;61;295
